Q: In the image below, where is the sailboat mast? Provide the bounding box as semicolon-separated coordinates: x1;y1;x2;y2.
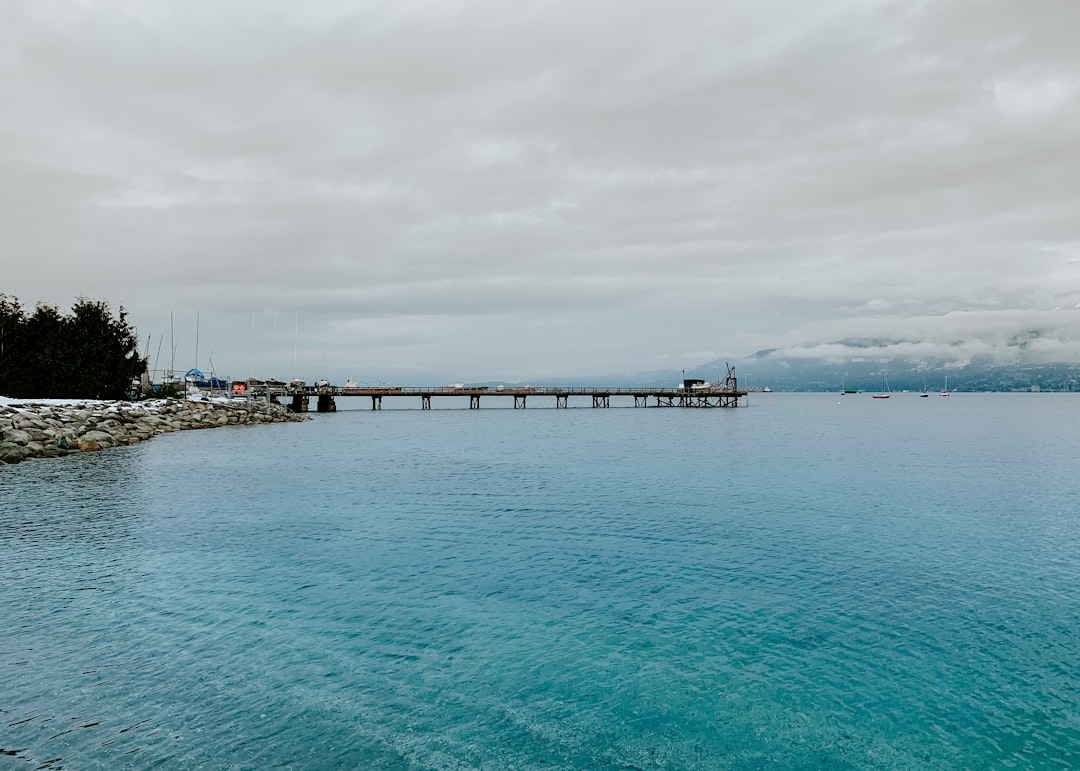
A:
249;308;255;380
169;311;175;381
153;335;163;382
195;310;200;372
272;312;278;381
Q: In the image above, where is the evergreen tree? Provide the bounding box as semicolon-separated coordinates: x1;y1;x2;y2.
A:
0;294;27;396
0;293;146;399
0;294;23;339
64;298;145;399
23;303;66;398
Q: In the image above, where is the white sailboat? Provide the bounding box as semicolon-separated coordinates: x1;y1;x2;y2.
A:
940;375;951;396
872;369;891;399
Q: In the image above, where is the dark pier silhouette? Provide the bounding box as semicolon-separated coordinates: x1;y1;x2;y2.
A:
278;368;747;413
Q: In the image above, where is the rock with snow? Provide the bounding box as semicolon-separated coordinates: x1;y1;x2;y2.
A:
0;396;309;465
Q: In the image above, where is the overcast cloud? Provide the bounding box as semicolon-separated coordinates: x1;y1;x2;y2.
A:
2;0;1078;382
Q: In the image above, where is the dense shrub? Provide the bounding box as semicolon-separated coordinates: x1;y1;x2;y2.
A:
0;294;146;400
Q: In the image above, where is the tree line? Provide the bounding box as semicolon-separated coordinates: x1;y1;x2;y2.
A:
0;293;146;400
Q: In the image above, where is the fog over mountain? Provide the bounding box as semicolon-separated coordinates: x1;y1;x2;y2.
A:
547;308;1080;391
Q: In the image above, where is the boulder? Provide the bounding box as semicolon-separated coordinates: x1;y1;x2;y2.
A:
3;428;32;446
78;429;116;447
0;442;28;463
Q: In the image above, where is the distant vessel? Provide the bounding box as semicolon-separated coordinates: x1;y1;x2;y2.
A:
940;375;951;397
762;386;772;393
872;370;891;399
840;376;857;395
920;375;929;397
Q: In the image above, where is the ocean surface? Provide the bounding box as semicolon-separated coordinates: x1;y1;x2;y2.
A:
2;393;1078;769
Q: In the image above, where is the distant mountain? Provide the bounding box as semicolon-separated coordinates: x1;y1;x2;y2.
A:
691;352;1080;393
473;352;1080;393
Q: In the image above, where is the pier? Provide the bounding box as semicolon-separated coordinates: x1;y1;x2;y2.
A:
273;371;747;413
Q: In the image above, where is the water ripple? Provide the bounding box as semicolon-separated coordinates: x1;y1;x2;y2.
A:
2;396;1079;767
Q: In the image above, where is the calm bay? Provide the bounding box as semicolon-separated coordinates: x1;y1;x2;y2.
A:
2;393;1078;768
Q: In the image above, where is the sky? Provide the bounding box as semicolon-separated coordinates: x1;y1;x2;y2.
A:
2;0;1079;384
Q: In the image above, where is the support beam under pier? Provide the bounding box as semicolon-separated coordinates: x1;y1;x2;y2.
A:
592;395;610;408
514;395;526;409
556;395;568;409
470;395;481;409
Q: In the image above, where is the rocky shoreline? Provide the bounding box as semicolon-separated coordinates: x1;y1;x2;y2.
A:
0;397;309;465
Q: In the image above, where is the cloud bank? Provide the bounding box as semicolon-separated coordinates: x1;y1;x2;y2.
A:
2;0;1078;381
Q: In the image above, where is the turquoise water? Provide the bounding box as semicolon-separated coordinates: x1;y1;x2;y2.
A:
2;393;1078;769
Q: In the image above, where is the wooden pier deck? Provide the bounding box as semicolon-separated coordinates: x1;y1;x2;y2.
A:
281;383;748;411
